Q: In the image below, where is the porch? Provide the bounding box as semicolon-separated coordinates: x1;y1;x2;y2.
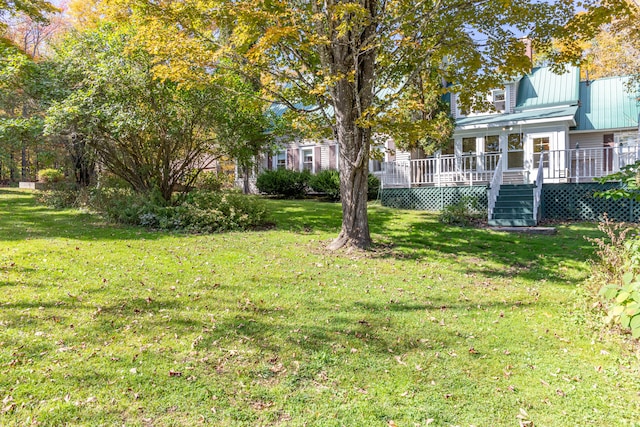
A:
378;141;640;189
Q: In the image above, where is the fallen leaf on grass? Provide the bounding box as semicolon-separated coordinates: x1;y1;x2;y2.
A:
169;370;182;377
1;403;16;414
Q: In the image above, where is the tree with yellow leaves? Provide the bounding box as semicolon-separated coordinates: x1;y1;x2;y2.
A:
103;0;624;249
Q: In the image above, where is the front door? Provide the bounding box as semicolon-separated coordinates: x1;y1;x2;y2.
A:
532;136;550;176
507;133;524;170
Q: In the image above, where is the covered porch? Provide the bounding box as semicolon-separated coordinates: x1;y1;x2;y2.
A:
378;140;640;189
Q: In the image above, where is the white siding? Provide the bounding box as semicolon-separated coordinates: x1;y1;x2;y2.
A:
396;150;411;162
321;144;330;170
570;132;608;150
508;82;517;112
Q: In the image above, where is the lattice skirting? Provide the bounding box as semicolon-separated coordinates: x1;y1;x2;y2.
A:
380;186;488;211
542;183;638;222
381;183;639;222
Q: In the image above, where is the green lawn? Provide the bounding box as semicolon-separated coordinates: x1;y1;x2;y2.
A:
0;188;638;426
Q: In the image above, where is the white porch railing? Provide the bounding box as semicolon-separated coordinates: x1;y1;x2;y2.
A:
380;160;411;188
487;155;504;220
545;142;640;182
380;153;501;188
533;152;544;223
380;141;640;189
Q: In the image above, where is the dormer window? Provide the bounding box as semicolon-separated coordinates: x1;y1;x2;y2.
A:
492;89;506;112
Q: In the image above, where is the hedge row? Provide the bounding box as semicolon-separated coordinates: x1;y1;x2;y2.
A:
256;169;380;201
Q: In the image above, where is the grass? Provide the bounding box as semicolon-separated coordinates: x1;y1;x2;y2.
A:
0;188;639;426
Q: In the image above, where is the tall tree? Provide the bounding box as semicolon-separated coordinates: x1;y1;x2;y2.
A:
0;0;57;36
0;39;51;181
107;0;622;249
46;24;275;200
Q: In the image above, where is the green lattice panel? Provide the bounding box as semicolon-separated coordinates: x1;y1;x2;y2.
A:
542;183;639;222
381;186;487;211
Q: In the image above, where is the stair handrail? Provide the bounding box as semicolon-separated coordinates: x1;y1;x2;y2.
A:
533;152;544;224
487;154;504;220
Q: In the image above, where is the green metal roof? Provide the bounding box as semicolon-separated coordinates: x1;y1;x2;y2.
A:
515;66;580;110
456;105;578;129
575;76;640;131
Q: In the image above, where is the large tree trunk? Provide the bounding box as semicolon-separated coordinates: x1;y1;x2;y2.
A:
243;165;251;194
326;0;377;250
328;121;372;250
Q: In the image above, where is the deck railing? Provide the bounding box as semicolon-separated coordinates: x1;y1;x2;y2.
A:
487;155;504;220
381;153;501;188
380;141;640;189
533;152;545;223
545;142;640;182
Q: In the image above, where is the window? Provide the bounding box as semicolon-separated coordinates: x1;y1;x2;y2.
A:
441;139;455;155
533;137;549;168
484;135;500;153
462;137;476;154
276;151;286;169
492;89;506;112
507;133;523;169
302;148;313;171
462;137;477;169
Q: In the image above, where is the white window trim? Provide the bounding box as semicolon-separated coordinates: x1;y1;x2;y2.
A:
492;89;506;112
273;150;287;170
300;147;314;173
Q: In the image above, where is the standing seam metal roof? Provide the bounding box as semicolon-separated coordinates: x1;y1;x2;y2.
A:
515;66;580;110
575;76;640;131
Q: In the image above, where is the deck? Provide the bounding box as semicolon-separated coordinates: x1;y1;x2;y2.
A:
378;143;640;189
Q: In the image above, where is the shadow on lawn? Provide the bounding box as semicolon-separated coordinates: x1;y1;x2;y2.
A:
367;212;596;286
0;189;167;242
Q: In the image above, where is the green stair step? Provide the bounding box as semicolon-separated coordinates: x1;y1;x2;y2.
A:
492;213;534;220
488;218;537;227
493;207;534;215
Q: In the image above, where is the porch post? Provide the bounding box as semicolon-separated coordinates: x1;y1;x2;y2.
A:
436;153;441;187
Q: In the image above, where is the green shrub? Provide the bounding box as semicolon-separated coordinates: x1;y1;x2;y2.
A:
367;173;380;201
256;169;310;198
191;170;233;192
438;196;484;226
38;168;65;184
600;268;640;339
88;187;268;233
309;169;341;200
307;170;379;201
174;190;269;232
88;187;147;225
36;184;79;209
590;220;640;339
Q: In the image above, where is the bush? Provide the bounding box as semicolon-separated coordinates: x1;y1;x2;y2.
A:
256;169;310;198
170;191;268;232
367;173;380;201
307;170;379;201
38;168;65;184
588;218;640;338
438;196;484;226
88;187;269;233
600;267;640;339
36;180;85;209
191;170;233;192
88;187;147;225
309;169;340;200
